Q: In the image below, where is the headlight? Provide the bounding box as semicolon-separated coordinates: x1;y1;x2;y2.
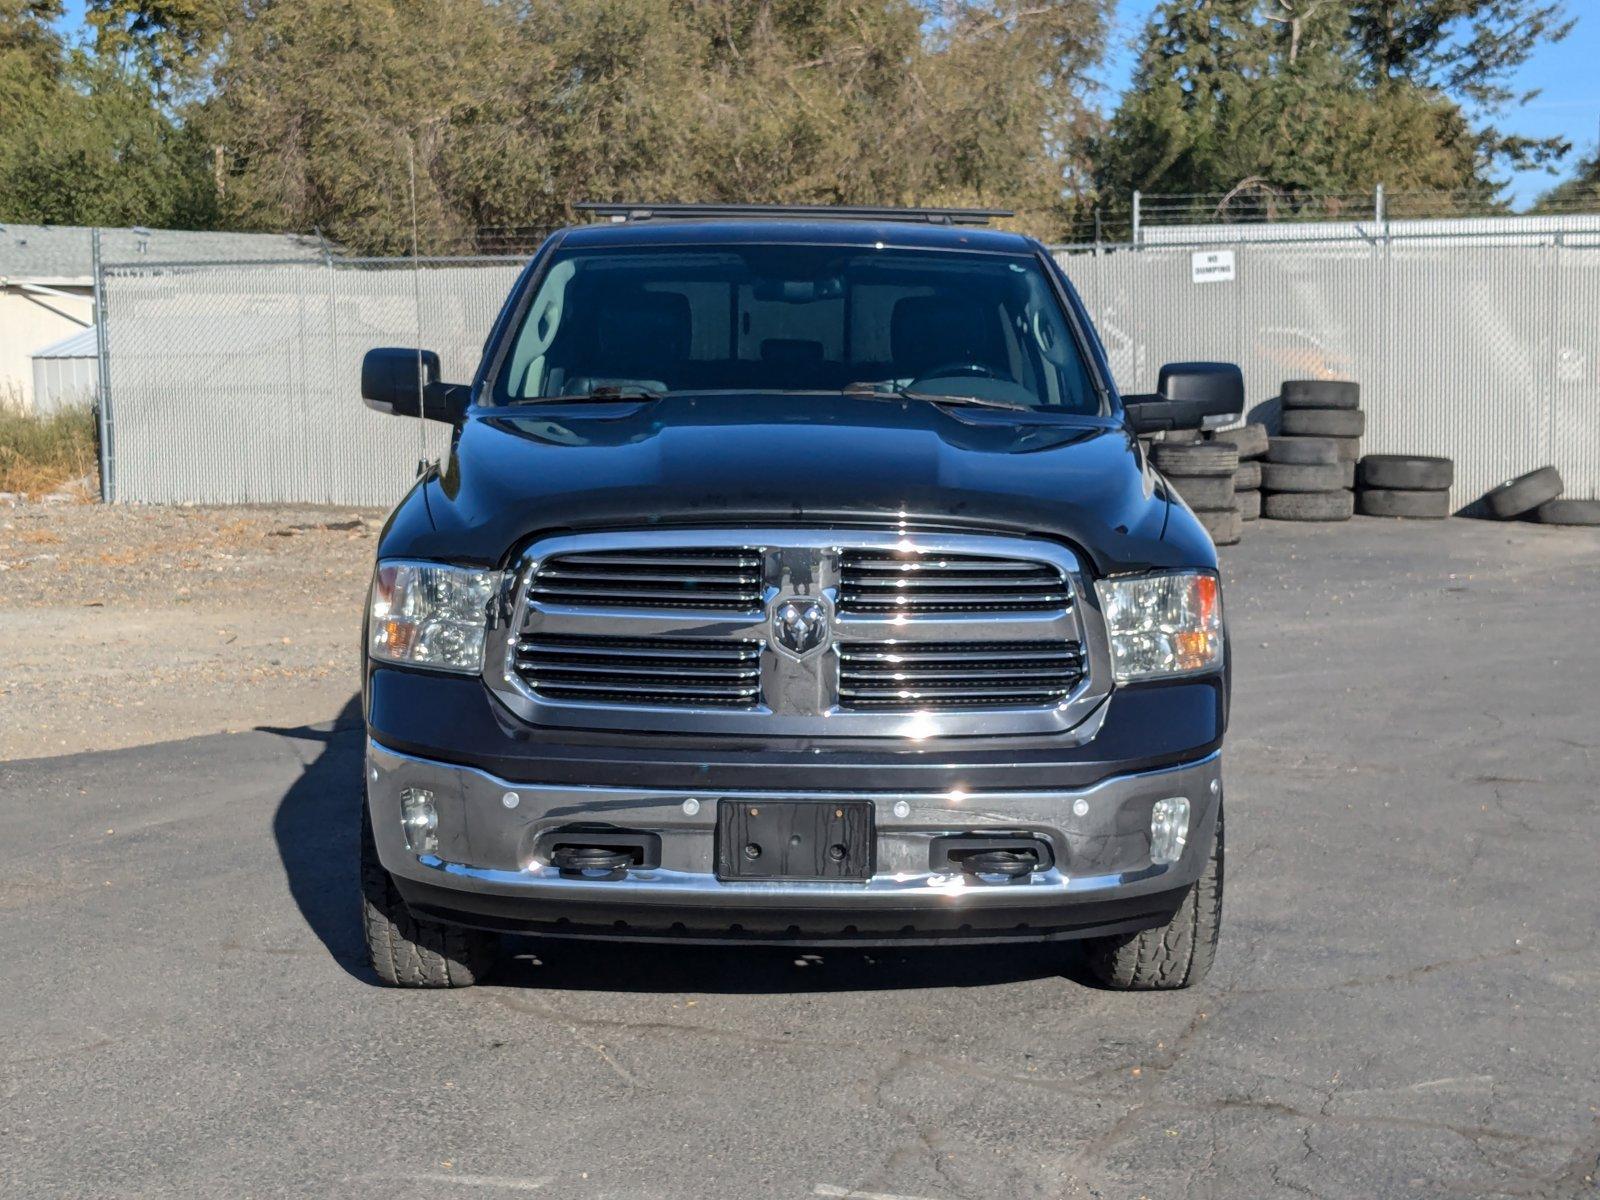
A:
370;561;501;673
1094;570;1224;682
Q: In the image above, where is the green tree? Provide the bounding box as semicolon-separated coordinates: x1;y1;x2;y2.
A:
1098;0;1570;208
0;0;220;227
202;0;1114;250
1532;149;1600;212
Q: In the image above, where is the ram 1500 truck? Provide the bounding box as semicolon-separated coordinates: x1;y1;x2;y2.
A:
358;203;1238;989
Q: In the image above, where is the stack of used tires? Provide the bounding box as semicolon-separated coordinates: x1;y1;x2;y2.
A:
1150;438;1242;545
1356;455;1454;518
1260;380;1363;521
1261;380;1362;522
1209;423;1268;524
1484;467;1600;526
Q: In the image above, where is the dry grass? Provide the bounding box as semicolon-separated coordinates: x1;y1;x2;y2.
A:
0;398;100;498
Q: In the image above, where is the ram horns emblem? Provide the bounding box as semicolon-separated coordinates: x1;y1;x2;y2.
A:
772;597;829;657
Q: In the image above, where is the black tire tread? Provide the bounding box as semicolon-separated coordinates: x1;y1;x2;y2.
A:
1357;454;1454;491
1281;380;1359;410
1357;488;1452;519
1208;423;1269;459
1281;408;1366;438
1534;498;1600;526
1485;466;1564;520
1197;508;1242;545
1168;473;1237;511
1088;803;1223;990
1151;442;1240;477
361;804;494;988
1262;490;1355;521
1260;462;1347;493
1267;436;1339;466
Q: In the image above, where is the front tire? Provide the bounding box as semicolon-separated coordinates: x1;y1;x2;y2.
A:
360;804;496;987
1085;802;1223;990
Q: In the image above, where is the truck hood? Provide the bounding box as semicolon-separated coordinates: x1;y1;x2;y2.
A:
390;394;1194;575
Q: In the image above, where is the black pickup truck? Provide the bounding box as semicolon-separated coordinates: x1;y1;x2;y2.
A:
358;204;1238;989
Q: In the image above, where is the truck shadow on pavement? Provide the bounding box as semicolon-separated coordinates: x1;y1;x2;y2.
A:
267;700;1099;994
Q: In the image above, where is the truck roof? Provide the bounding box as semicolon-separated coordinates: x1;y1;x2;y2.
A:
557;217;1041;255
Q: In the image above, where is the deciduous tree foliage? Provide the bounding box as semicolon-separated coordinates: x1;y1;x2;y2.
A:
0;0;219;227
202;0;1114;251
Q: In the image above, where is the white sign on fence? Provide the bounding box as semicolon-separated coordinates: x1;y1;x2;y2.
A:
1190;249;1236;284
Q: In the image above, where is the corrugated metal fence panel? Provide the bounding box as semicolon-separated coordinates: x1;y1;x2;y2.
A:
103;258;523;505
1055;241;1600;505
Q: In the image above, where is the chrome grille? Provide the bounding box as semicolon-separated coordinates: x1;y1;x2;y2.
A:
837;549;1069;614
513;634;761;707
838;640;1085;709
530;548;762;611
491;530;1109;739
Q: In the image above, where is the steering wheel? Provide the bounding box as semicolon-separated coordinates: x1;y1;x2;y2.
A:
907;361;999;388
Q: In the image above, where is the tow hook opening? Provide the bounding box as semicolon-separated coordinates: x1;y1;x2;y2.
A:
930;835;1055;882
535;828;662;877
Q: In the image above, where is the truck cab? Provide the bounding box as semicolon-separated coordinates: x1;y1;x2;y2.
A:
358;204;1239;989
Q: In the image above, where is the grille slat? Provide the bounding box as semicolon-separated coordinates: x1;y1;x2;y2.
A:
838;550;1069;614
514;634;762;708
531;548;762;611
838;640;1083;710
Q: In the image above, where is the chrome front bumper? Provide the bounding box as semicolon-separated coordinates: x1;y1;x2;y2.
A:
366;739;1221;943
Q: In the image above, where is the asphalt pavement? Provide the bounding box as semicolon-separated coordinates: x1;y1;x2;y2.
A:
3;518;1598;1199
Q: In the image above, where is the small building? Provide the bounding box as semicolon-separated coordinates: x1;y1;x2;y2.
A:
31;326;99;413
0;223;328;412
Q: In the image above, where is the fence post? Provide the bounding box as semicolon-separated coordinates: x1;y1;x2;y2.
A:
1131;191;1142;248
90;228;115;503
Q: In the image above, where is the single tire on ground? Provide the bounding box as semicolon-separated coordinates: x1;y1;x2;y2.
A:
1534;498;1600;526
1236;489;1261;521
1484;466;1564;519
362;803;497;987
1196;507;1242;545
1233;461;1262;491
1086;802;1223;990
1208;423;1268;459
1281;380;1360;411
1151;442;1240;477
1281;408;1366;438
1167;474;1236;510
1357;488;1452;519
1260;461;1347;493
1358;454;1454;491
1263;490;1355;522
1267;436;1339;465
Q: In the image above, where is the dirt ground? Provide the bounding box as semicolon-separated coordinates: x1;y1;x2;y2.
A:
0;502;381;760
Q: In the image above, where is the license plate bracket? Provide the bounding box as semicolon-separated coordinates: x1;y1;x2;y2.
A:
715;800;874;882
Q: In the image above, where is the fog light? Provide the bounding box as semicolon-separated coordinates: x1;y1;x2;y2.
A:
400;787;439;854
1149;797;1190;865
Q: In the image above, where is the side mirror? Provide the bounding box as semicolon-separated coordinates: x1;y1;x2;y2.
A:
361;347;469;424
1122;362;1244;435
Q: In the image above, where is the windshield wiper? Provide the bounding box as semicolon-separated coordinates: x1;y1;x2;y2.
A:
841;382;1032;412
514;385;666;405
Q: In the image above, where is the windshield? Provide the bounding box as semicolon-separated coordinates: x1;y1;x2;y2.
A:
493;243;1103;413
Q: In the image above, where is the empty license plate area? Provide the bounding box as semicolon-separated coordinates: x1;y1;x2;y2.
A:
715;800;874;882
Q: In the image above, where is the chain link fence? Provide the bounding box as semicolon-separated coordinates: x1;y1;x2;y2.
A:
97;230;1600;508
98;255;522;504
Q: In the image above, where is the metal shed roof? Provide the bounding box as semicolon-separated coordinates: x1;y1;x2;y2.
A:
0;224;330;284
33;326;100;359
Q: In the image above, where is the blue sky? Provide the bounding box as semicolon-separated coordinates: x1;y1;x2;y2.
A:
1100;0;1597;208
56;0;1595;209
